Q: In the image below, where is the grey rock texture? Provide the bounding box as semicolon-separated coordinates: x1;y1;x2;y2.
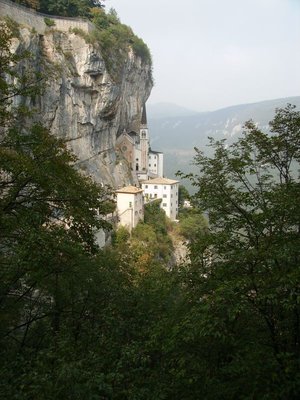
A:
11;27;152;188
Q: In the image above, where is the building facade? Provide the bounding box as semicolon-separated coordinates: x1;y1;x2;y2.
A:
116;186;144;231
141;177;179;220
115;105;180;227
115;131;136;171
148;150;164;178
116;104;163;182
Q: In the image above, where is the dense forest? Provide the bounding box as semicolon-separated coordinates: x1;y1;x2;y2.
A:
1;18;300;399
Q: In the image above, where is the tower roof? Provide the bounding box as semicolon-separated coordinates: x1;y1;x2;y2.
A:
141;105;147;125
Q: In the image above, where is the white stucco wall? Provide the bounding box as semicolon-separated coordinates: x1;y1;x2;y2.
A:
149;152;164;178
116;190;144;231
142;180;179;220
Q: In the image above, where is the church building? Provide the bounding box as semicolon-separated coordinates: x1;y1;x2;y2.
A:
116;105;163;181
116;104;179;230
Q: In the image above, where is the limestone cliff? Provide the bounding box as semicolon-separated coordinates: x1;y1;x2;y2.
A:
2;0;153;187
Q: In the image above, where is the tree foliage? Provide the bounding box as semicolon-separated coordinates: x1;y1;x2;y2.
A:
112;200;174;274
11;0;152;82
178;184;190;206
86;7;152;80
177;104;300;398
12;0;105;16
2;14;300;400
178;208;208;241
0;22;117;397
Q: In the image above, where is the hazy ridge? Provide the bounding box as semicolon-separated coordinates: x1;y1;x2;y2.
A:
147;97;300;187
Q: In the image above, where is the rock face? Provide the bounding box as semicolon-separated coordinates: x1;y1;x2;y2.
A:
12;26;153;187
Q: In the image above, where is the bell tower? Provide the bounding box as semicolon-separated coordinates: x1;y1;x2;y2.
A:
140;105;149;172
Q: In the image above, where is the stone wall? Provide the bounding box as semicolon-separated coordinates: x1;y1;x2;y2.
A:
0;0;94;34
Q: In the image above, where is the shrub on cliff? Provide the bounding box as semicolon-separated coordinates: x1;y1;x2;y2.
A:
40;0;104;17
89;7;152;79
10;0;152;82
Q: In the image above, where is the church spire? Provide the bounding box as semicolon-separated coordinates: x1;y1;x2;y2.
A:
141;104;147;126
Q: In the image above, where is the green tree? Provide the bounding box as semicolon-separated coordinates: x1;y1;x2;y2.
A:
38;0;104;17
178;209;208;241
177;104;300;398
0;16;168;400
11;0;40;9
0;22;115;397
144;200;174;262
178;184;190;206
0;120;114;350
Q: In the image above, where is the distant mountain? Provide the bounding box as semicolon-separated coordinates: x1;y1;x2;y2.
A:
147;102;199;119
148;97;300;192
148;97;300;151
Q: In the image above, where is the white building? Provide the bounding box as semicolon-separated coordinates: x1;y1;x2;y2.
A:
141;177;179;220
116;186;144;231
116;104;164;181
148;150;164;178
138;106;150;179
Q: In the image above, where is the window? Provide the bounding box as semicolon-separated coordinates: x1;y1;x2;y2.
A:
171;185;173;189
171;194;173;198
129;202;132;208
154;194;157;199
163;194;167;198
154;164;156;167
145;185;148;188
154;185;158;189
164;186;166;190
162;203;167;207
122;145;127;151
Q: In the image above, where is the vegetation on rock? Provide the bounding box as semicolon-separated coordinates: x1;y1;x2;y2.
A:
80;7;152;80
10;0;152;82
1;18;300;400
12;0;105;16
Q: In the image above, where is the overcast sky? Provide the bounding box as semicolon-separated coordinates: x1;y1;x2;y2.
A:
105;0;300;112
